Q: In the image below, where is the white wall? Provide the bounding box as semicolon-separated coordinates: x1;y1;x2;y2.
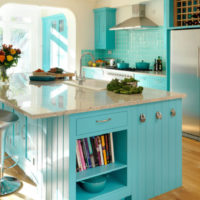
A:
96;0;163;25
96;0;150;8
0;0;96;72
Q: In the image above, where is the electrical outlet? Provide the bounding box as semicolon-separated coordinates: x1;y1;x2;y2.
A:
108;50;112;55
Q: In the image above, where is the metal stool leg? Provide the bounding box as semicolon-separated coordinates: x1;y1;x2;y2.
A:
0;128;22;196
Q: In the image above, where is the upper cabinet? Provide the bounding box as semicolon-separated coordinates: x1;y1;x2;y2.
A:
93;7;116;50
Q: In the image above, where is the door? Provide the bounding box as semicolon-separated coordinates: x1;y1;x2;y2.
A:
171;29;200;137
42;14;68;72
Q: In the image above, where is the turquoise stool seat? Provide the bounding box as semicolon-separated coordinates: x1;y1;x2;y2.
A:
0;109;22;196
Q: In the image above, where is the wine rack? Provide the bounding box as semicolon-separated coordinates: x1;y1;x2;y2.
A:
174;0;200;26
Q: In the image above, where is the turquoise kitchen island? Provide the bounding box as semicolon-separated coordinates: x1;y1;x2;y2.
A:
0;74;185;200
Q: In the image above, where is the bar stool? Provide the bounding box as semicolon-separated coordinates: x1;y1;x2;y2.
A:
0;109;22;196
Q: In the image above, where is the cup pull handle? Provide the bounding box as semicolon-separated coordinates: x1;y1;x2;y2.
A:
156;112;162;120
171;109;176;117
140;114;146;123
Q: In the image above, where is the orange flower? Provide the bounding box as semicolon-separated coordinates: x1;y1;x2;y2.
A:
0;55;5;63
10;49;16;55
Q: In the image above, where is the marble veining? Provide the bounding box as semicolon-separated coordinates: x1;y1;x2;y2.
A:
0;74;185;119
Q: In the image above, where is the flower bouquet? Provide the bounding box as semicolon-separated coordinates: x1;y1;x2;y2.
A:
0;44;21;82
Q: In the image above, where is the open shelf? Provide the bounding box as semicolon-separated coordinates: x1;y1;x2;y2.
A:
75;130;128;199
76;168;127;200
76;162;127;182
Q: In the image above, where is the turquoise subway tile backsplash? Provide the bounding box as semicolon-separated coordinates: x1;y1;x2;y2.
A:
82;28;166;71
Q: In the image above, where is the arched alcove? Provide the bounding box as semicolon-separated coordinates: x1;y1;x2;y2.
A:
0;3;76;73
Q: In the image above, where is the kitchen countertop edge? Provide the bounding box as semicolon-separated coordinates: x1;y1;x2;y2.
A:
0;92;185;119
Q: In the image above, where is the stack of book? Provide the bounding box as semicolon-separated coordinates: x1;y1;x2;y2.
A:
76;133;115;172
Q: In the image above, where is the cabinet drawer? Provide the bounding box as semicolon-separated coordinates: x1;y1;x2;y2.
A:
76;111;128;136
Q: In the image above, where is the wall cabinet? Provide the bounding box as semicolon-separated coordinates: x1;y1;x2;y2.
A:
94;8;116;50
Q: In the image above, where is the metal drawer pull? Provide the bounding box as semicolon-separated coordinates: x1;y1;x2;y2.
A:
96;118;111;123
140;114;146;123
156;112;162;119
171;109;176;117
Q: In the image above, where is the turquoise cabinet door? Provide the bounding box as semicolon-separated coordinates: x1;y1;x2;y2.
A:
3;105;14;150
135;74;167;91
13;111;26;166
94;8;116;50
26;118;37;167
94;11;106;49
131;100;182;200
83;67;104;80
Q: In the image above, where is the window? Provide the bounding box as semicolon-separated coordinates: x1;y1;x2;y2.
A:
0;11;33;73
0;4;76;74
0;27;3;45
10;28;31;73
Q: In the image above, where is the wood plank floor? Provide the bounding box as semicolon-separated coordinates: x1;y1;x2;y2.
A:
1;137;200;200
151;137;200;200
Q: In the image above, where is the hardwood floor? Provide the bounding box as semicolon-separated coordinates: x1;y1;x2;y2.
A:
1;137;200;200
151;137;200;200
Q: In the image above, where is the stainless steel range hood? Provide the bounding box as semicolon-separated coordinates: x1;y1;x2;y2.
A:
110;4;158;30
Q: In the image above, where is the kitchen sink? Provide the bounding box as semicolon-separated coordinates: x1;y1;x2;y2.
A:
64;79;108;91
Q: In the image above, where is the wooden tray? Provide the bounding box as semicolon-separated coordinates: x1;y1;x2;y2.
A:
32;72;48;76
32;72;75;80
47;72;75;80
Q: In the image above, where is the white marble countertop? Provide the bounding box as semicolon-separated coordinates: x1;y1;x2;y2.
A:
0;74;185;119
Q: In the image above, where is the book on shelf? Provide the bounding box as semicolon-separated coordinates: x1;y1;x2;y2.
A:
110;133;115;163
97;136;104;166
87;138;96;168
90;137;99;167
101;135;107;165
81;139;92;168
105;134;110;164
76;140;83;171
76;133;115;172
77;139;86;170
94;136;102;166
84;138;92;168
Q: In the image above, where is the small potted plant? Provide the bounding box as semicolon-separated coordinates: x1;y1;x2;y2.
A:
0;44;21;82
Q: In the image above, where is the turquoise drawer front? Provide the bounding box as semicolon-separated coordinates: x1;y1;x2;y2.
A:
76;111;128;136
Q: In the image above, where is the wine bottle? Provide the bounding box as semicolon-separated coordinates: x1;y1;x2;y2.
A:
154;59;158;71
158;56;163;72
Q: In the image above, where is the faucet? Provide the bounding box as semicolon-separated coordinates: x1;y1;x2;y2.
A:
77;52;95;85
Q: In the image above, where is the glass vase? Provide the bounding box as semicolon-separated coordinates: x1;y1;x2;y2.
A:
0;66;9;83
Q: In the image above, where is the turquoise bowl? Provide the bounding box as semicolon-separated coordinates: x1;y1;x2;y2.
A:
80;175;107;193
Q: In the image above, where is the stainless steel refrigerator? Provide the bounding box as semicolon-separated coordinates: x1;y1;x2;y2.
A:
171;29;200;140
